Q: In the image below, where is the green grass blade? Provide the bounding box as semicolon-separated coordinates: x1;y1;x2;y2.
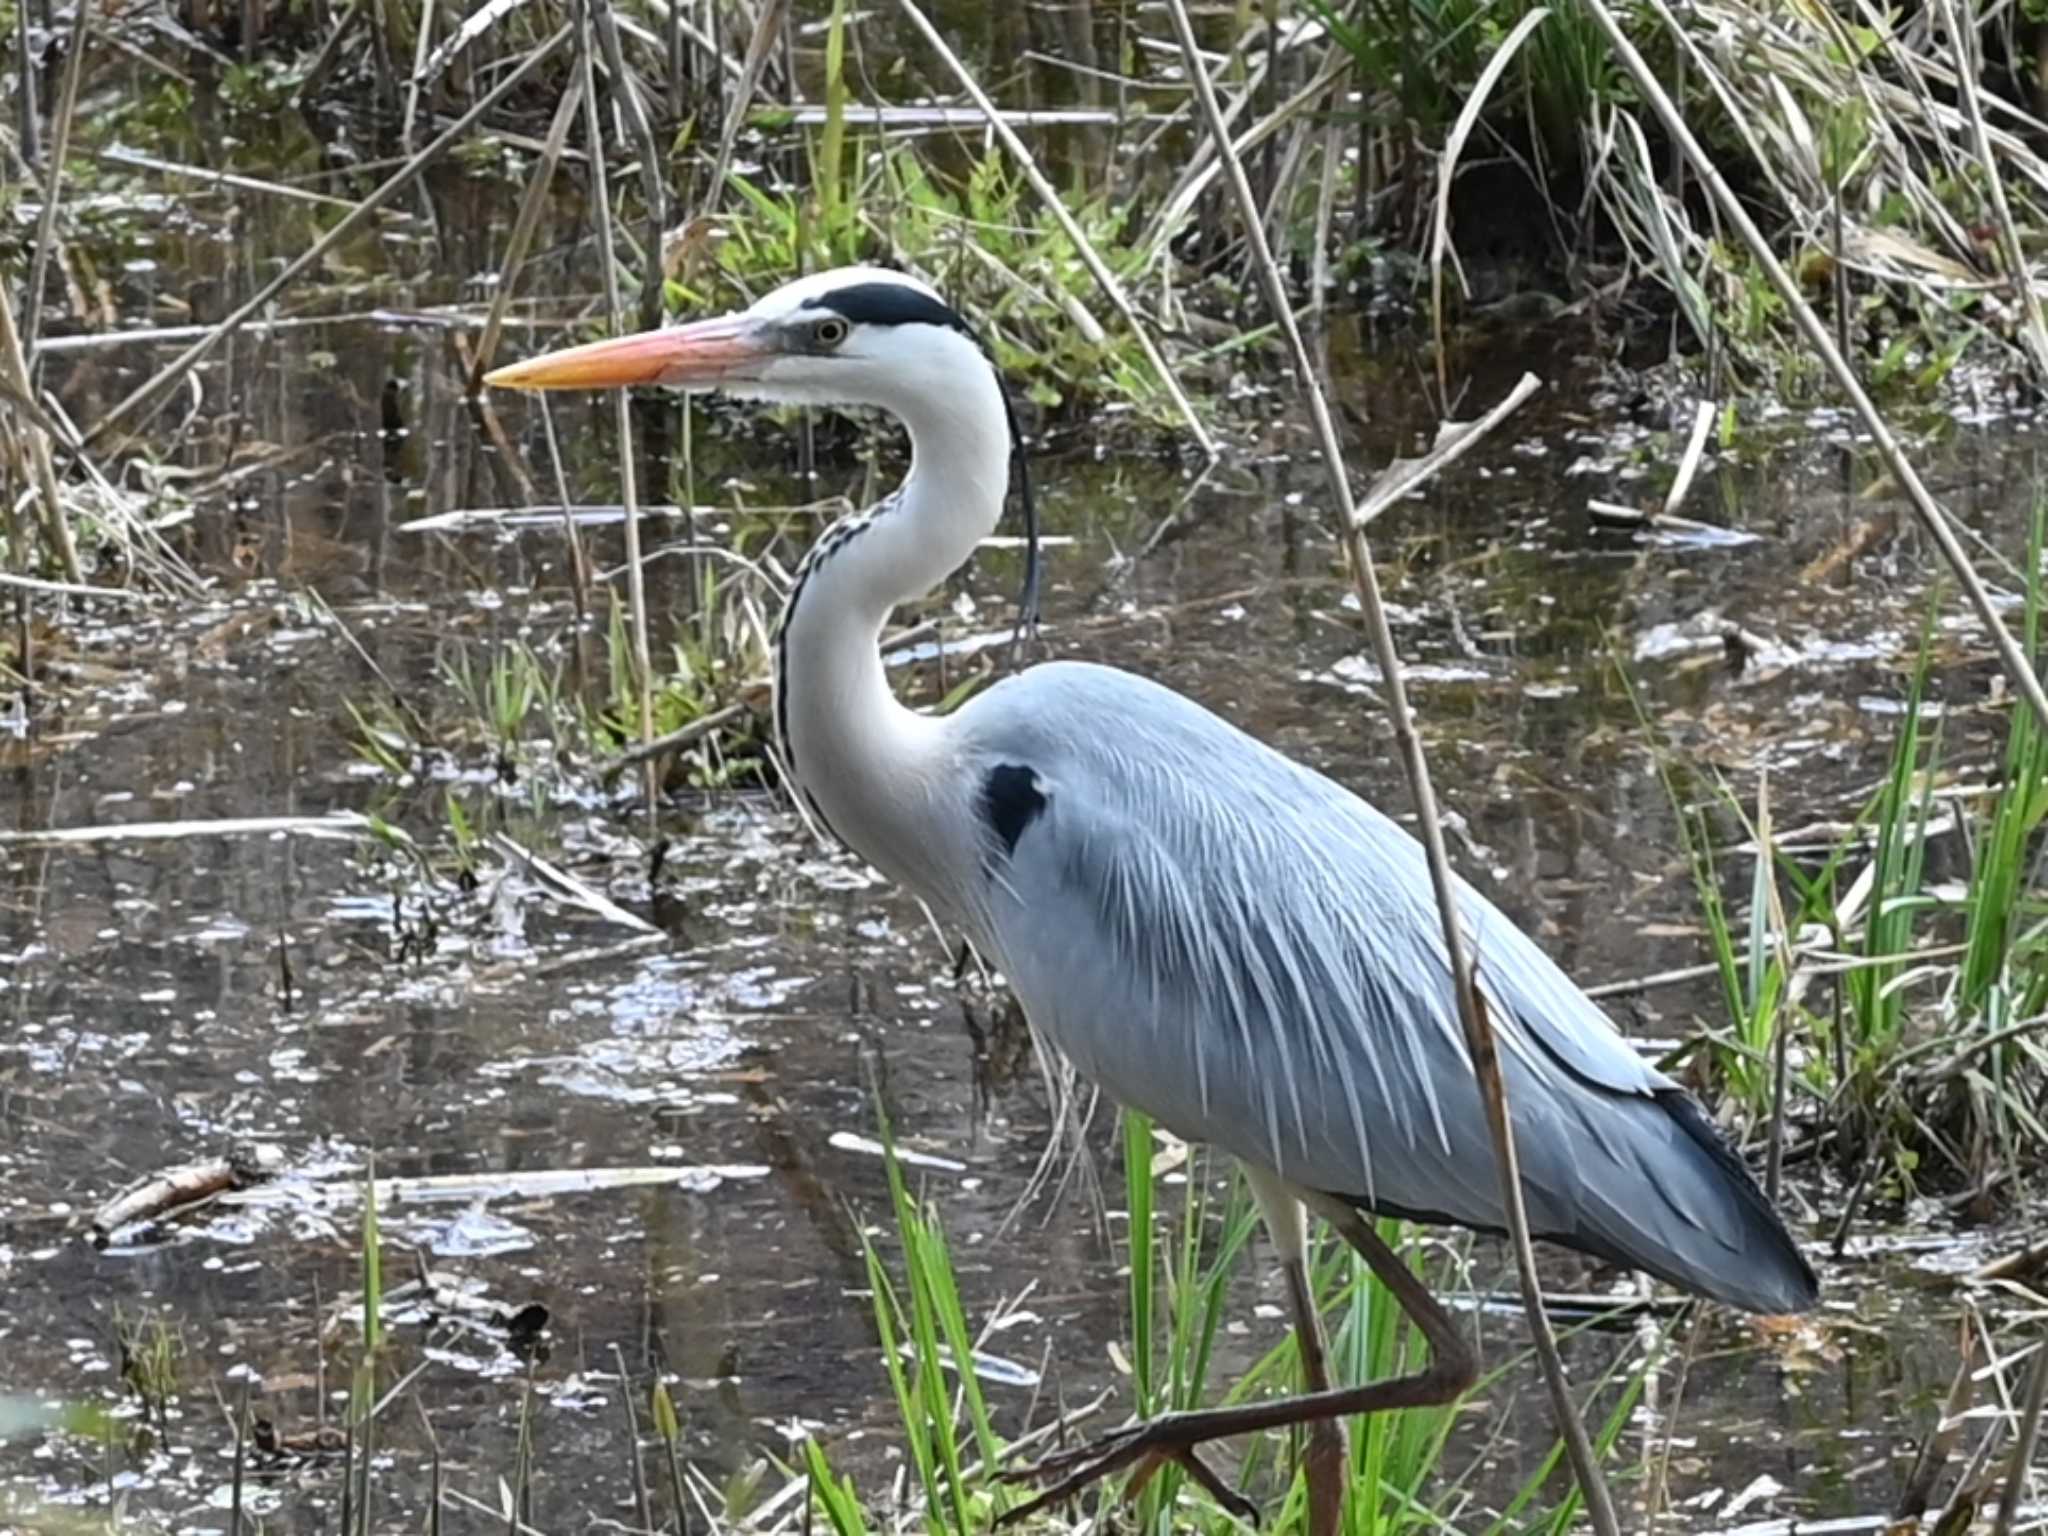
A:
1122;1108;1157;1418
803;1437;872;1536
361;1154;381;1359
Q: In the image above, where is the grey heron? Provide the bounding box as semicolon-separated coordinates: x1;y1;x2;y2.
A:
488;266;1818;1529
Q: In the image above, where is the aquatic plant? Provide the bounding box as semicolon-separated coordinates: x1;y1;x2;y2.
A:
1628;507;2048;1220
799;1111;1652;1534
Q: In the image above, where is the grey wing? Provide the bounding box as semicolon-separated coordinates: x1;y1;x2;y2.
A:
956;661;1815;1315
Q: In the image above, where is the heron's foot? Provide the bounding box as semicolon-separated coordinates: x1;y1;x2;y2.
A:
995;1417;1260;1528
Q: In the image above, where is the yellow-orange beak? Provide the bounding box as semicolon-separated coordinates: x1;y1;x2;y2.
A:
483;316;770;391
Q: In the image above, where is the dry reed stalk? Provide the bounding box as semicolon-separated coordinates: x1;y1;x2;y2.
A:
894;0;1217;458
94;147;362;210
23;0;90;358
469;74;587;390
577;0;658;812
84;25;571;454
609;1344;656;1533
1161;3;1619;1533
293;0;365;104
587;0;667;331
1993;1341;2048;1535
1139;50;1348;269
1580;0;2048;736
537;396;593;620
0;268;82;583
12;0;37;165
1428;8;1551;401
1942;0;2048;380
1308;110;1345;326
693;0;786;225
399;0;436;154
0;570;144;600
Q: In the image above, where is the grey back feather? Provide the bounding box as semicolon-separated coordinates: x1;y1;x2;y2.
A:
952;660;1815;1315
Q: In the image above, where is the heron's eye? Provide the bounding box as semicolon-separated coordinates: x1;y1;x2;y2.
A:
811;316;850;348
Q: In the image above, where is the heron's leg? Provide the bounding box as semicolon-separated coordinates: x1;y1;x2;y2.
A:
1247;1168;1348;1536
1284;1252;1348;1536
996;1190;1475;1529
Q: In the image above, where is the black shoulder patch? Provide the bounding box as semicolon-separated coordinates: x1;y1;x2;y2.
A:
980;764;1045;858
803;282;968;333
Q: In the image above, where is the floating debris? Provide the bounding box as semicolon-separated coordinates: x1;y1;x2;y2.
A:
828;1132;966;1174
91;1142;286;1247
250;1418;349;1464
1588;499;1761;548
0;812;406;848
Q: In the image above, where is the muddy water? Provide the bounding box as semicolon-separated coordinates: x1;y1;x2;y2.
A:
6;178;2047;1534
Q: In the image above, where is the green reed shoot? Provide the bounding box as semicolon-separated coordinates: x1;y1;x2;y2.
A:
856;1102;1004;1532
804;1435;872;1536
1122;1108;1157;1417
651;1378;690;1536
1959;503;2048;1023
822;1095;1657;1534
361;1154;382;1358
816;0;852;259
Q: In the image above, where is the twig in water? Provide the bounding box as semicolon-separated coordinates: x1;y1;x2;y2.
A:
82;25;572;454
488;831;659;933
0;812;399;847
513;1362;536;1533
1356;374;1543;528
1585;958;1727;999
597;701;749;785
1896;1315;1979;1519
13;0;37;165
445;1489;554;1536
93;1145;284;1245
1160;4;1617;1533
1835;1146;1875;1261
537;397;593;619
1938;1418;2007;1534
1575;0;2048;737
1663;399;1717;515
1993;1339;2048;1535
229;1372;250;1536
894;0;1216;459
650;1378;689;1536
1971;1234;2048;1286
419;1401;442;1536
612;1344;655;1534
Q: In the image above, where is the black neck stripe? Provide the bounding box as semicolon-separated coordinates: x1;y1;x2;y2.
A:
802;282;969;333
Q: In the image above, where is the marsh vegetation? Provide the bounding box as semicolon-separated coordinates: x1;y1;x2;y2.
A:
4;0;2048;1532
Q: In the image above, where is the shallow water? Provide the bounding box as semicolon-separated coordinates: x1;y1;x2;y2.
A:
6;61;2048;1534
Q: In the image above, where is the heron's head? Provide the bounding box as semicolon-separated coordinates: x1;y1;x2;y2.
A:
483;266;990;416
486;265;1041;628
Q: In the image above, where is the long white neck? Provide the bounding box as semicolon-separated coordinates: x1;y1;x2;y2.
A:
773;341;1011;894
